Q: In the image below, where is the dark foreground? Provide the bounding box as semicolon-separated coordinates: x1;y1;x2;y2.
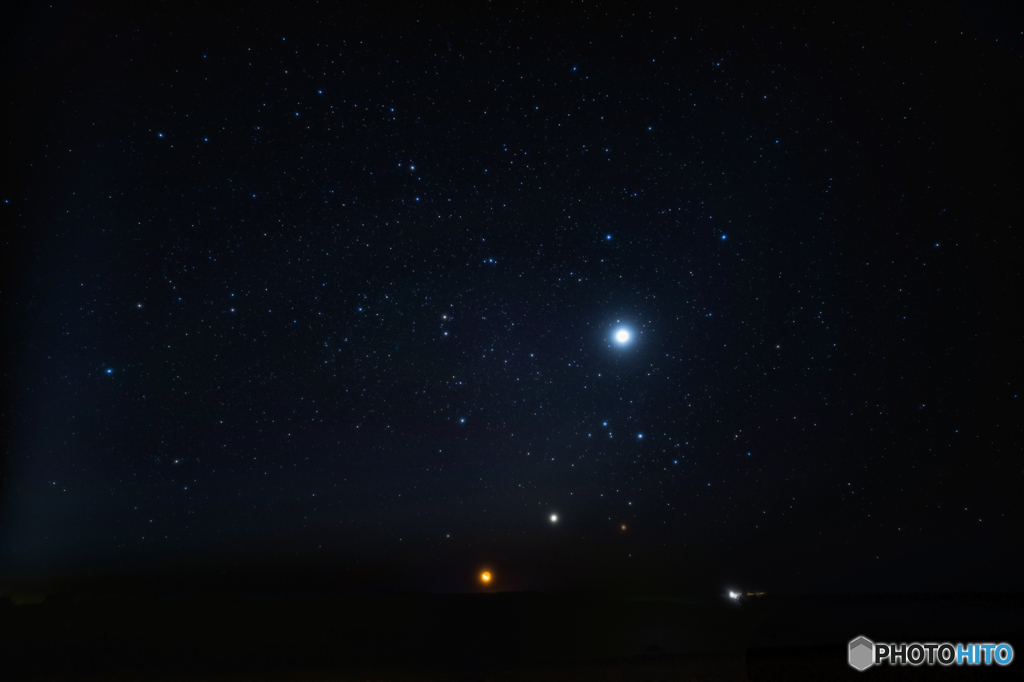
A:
3;592;1021;680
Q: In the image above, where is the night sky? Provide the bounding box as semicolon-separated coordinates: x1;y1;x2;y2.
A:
2;4;1021;596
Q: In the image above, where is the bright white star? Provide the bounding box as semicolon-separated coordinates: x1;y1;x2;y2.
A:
615;329;630;343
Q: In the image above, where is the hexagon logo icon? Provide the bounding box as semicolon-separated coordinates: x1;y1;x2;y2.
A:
849;636;874;671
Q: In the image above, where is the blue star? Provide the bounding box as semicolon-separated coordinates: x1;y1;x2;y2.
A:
105;368;113;374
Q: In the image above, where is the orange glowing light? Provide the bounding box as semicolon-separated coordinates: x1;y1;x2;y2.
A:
621;524;627;531
480;571;492;583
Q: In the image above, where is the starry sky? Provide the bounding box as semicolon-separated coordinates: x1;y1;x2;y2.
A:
2;3;1021;595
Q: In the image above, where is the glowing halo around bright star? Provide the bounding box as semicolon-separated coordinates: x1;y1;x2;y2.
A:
612;327;633;346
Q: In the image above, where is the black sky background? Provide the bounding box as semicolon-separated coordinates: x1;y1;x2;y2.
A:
1;3;1021;597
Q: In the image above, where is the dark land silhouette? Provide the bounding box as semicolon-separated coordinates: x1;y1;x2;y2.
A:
3;579;1021;680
